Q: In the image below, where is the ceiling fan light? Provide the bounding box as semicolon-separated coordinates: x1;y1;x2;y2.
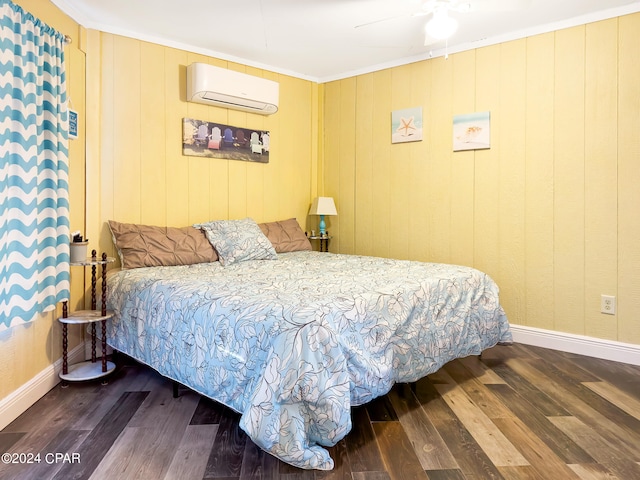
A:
425;8;458;40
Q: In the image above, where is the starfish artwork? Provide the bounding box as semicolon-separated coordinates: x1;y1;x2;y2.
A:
391;107;423;144
397;116;416;136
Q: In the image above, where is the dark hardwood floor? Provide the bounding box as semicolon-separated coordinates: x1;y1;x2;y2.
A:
2;343;640;480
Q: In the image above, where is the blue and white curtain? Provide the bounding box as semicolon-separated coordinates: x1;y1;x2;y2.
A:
0;0;70;330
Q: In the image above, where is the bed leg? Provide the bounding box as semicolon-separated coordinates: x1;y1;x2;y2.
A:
172;381;179;398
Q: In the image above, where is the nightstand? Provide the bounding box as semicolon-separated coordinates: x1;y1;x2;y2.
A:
59;251;116;384
308;235;332;252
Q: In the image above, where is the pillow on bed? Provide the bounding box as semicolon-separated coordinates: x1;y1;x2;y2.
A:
108;220;218;269
194;217;277;266
258;218;312;253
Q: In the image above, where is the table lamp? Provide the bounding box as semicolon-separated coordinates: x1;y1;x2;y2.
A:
309;197;337;235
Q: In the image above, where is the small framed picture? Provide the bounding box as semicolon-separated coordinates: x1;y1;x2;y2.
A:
453;111;490;151
69;109;78;139
391;107;423;144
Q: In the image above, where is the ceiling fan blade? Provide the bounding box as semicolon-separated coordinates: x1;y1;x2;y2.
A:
354;13;409;29
417;0;532;14
463;0;532;12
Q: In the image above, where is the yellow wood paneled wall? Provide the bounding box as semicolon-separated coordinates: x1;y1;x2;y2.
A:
1;0;85;399
89;34;319;260
323;14;640;345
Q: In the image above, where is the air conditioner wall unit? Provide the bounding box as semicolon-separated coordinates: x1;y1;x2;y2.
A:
186;63;279;115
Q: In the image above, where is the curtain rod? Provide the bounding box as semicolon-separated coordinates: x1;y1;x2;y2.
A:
64;34;71;44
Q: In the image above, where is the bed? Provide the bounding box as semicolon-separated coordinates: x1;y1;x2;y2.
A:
105;218;512;470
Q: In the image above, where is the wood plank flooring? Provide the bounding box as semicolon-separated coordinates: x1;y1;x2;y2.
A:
2;343;640;480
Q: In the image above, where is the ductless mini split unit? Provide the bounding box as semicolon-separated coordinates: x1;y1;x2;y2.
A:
186;63;279;115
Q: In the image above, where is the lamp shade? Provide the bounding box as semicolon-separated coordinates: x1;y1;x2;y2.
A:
309;197;337;216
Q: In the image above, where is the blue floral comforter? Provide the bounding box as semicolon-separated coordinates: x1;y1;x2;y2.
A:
106;251;512;470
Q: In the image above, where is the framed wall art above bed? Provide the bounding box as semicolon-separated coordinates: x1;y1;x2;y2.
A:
182;117;270;163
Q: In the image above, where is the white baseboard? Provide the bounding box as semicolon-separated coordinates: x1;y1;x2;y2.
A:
0;343;86;431
510;324;640;366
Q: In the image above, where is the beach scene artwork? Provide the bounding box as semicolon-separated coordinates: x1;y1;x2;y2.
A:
391;107;423;144
453;111;491;151
182;118;270;163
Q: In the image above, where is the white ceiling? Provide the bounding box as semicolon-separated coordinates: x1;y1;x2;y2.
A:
52;0;640;82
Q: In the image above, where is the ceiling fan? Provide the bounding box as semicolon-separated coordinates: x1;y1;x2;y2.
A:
356;0;532;45
420;1;465;41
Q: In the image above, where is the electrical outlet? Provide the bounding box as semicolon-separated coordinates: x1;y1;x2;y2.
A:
600;295;616;315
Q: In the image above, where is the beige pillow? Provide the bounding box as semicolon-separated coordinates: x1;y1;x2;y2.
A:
108;220;218;269
258;218;312;253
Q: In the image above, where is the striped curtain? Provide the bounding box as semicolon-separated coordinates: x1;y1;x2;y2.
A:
0;0;70;330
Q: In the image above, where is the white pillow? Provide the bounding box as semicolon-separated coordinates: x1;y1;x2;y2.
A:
194;217;277;266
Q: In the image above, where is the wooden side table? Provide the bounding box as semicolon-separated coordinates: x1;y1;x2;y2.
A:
59;251;116;384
